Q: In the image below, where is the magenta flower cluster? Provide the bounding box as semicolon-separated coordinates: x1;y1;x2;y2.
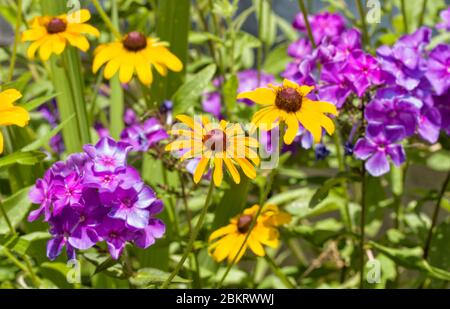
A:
287;9;450;176
28;137;165;260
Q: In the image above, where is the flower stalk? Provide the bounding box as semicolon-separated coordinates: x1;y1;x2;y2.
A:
297;0;316;48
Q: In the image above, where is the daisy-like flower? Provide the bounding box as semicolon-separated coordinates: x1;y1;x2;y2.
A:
21;9;99;61
0;89;30;154
92;32;182;85
208;204;291;263
165;115;259;187
237;79;338;145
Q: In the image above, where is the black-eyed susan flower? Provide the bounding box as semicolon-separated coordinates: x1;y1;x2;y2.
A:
165;115;259;187
237;79;338;145
208;204;291;263
92;32;182;85
21;9;99;61
0;89;30;154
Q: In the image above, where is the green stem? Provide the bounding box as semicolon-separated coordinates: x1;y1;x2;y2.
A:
256;0;264;84
400;0;408;33
355;0;369;46
418;0;428;27
423;170;450;260
359;97;367;289
162;168;180;238
161;181;215;288
1;246;39;287
264;254;296;288
92;0;122;39
297;0;316;48
109;0;124;139
0;200;15;235
7;0;22;82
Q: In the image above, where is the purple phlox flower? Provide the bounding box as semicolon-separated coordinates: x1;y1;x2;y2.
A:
437;7;450;31
365;87;422;136
94;122;110;138
84;137;132;175
434;91;450;135
202;91;222;119
28;170;54;222
134;218;166;249
376;27;431;91
292;12;346;43
332;28;362;61
52;172;84;214
102;182;163;229
46;207;81;260
318;62;353;108
315;144;330;161
341;50;384;97
124;108;138;126
96;217;134;260
417;105;442;144
344;141;354;156
120;117;168;152
287;38;312;59
83;164;140;192
354;124;406;177
425;44;450;95
160;100;174;125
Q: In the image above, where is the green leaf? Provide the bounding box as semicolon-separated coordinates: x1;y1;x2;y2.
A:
429;221;450;287
130;268;190;287
426;150;450;172
20;93;59;112
171;64;217;116
309;172;359;208
369;241;450;281
0;186;33;234
223;74;238;113
262;43;291;75
254;0;276;46
0;232;50;256
22;114;75;152
0;151;47;169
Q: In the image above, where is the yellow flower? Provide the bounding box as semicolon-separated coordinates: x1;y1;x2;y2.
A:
22;9;100;61
237;79;338;145
92;32;182;85
208;204;291;263
165;115;259;187
0;89;30;154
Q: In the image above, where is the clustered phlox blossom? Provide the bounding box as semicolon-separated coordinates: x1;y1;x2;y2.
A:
28;137;165;260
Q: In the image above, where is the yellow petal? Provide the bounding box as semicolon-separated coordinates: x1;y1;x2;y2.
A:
63;32;89;52
0;107;30;127
315;100;338;115
209;224;237;241
193;157;209;183
251;106;275;126
283;114;299;145
213;158;223;187
237;88;276;105
103;57;122;80
66;9;91;24
21;27;46;41
296;111;322;144
67;23;100;37
119;55;135;84
135;53;153;85
0;89;22;108
227;234;247;263
39;38;53;61
93;44;122;73
27;37;46;59
223;157;240;184
210;234;236;262
0;132;3;154
282;79;299;89
235;158;256;179
175;115;203;132
151;46;183;72
53;35;66;55
296;85;315;96
247;236;266;257
153;63;168;76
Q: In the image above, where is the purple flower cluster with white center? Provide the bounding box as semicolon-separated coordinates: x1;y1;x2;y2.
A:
286;8;450;176
28;137;165;260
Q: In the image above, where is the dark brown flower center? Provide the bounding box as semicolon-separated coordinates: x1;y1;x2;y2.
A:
123;31;147;51
203;129;227;152
275;87;303;112
46;18;67;34
237;215;253;233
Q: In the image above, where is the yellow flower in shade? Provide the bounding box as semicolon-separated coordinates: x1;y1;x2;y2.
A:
237;79;338;145
165;115;259;187
0;89;30;154
21;9;100;61
208;204;291;263
92;32;183;85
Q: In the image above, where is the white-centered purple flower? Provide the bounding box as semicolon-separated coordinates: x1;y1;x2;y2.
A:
354;124;406;177
84;137;132;175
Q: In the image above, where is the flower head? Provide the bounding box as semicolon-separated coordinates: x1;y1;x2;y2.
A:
208;204;291;263
120;117;168;152
83;137;132;175
22;9;99;61
165;115;260;186
238;79;338;145
425;44;450;95
354;124;406;177
0;89;30;154
92;32;182;85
